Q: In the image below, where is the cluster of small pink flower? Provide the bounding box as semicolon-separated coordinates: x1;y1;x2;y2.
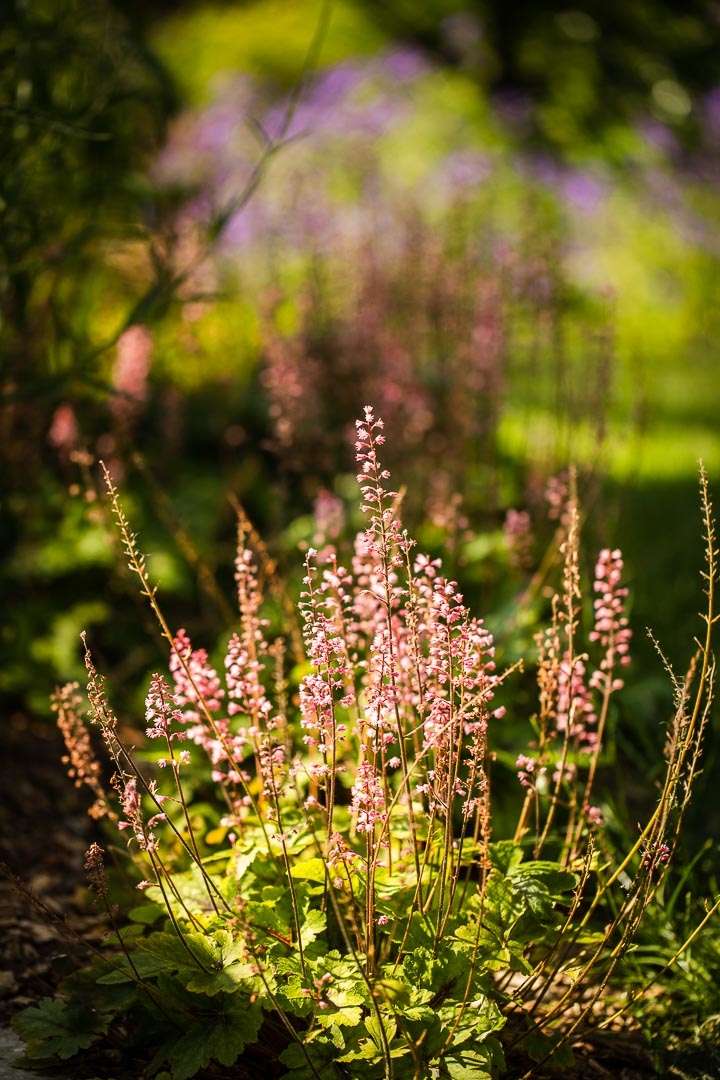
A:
351;757;388;835
161;532;296;813
642;840;671;871
54;681;108;821
83;842;109;900
516;754;539;789
298;549;355;759
545;473;569;524
326;831;362;886
169;628;224;726
144;672;186;742
518;519;631;800
168;628;246;784
589;547;632;692
355;407;407;569
312;489;346;548
556;654;598;748
117;777;165;852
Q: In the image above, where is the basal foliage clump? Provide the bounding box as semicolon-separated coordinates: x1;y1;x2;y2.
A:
11;409;718;1079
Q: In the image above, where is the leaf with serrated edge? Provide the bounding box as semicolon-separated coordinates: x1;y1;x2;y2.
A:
12;1000;109;1061
165;996;262;1080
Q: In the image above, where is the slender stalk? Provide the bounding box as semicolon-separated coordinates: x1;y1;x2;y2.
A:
101;465;273;853
599;895;720;1031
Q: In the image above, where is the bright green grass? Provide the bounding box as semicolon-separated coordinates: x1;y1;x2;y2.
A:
498;409;720;482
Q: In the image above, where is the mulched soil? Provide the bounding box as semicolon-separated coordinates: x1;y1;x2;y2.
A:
0;711;713;1079
0;711;102;1022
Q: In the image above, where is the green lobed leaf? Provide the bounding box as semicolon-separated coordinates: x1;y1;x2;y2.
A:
301;907;327;946
441;994;504;1038
316;1004;364;1028
397;1004;446;1060
365;1011;397;1049
442;1038;506;1077
488;840;524;875
12;999;110;1061
162;993;263;1080
137;931;198;969
244;898;293;941
276;988;313;1018
184;961;257;996
135;926;255;993
322;986;366;1025
372;977;412;1007
401;941;487;1004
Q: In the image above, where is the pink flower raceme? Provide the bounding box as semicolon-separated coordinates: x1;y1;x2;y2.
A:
170;628;225;725
589;547;632;691
117;777;163;852
145;673;186;741
351;756;388;835
355;406;409;572
516;754;539;789
168;628;253;778
556;654;598;749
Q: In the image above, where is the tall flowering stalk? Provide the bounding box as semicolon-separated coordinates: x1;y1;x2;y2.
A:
568;547;632;856
80;634;222;953
514;486;633;863
143;670;221;910
298;548;356;852
231;524;305;969
517;492;584;857
54;680;112;822
351;408;408;971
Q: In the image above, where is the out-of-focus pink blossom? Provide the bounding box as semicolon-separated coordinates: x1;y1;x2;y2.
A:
110;326;152;434
48;403;80;453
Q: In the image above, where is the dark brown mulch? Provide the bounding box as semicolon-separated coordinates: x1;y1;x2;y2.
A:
0;709;100;1023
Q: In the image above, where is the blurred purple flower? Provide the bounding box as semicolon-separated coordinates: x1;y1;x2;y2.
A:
635;117;678;158
311;61;365;106
561;170;607;213
530;158;607;214
437;149;492;191
195;104;241;154
383;46;429;83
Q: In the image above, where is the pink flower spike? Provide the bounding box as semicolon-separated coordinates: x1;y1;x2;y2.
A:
145;673;184;741
169;629;224;728
589;547;632;691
